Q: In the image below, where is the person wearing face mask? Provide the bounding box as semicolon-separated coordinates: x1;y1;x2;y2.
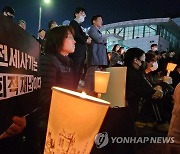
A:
145;52;159;85
2;6;15;19
143;52;174;131
69;7;91;91
150;61;159;71
124;48;164;122
145;52;174;89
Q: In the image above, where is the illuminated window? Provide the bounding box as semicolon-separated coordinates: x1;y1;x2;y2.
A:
124;26;133;40
102;31;105;35
116;28;124;37
108;28;114;34
166;31;170;41
134;26;144;38
144;25;157;37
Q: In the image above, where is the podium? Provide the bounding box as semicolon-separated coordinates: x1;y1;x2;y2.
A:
102;67;127;107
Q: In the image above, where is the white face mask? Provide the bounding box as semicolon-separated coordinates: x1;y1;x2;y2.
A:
150;61;158;71
78;15;85;23
153;48;158;51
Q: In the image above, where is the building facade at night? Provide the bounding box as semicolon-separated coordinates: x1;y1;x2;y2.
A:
101;18;180;52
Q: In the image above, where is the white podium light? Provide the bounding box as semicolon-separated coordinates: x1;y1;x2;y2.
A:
94;71;110;98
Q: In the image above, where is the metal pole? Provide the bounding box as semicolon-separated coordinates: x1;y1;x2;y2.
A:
38;6;42;38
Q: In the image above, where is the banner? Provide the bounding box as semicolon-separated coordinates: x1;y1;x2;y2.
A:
0;15;41;134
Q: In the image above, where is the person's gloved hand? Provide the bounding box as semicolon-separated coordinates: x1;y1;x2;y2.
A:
152;85;163;99
163;76;172;84
154;85;162;91
0;116;26;140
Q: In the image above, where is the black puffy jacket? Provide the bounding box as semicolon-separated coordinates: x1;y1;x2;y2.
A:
126;67;155;120
38;52;73;123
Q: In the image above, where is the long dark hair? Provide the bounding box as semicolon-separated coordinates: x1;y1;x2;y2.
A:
44;26;74;54
124;48;145;67
112;44;119;52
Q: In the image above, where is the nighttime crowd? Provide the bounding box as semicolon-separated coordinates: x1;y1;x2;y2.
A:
0;5;180;154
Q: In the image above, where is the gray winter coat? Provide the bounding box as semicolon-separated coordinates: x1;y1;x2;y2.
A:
87;25;108;66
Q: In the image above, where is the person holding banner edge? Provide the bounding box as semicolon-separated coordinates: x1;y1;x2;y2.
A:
0;5;27;141
0;116;26;140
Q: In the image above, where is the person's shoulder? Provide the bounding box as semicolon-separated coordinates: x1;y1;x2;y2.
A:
113;51;119;55
88;25;97;34
89;25;97;31
147;50;153;53
70;20;78;26
127;67;141;77
40;54;58;64
111;51;117;55
41;54;64;73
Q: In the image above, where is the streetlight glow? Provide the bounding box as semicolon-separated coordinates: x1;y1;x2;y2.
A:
38;0;51;36
44;0;50;4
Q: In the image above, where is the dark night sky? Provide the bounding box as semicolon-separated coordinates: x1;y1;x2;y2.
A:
1;0;180;37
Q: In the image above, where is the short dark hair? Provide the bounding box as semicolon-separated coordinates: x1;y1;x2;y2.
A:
91;15;102;25
2;6;15;15
124;48;145;67
44;26;74;54
145;52;156;63
119;47;124;50
151;44;157;48
160;51;167;57
38;29;46;33
48;20;56;29
161;51;166;55
74;7;86;17
18;20;26;25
